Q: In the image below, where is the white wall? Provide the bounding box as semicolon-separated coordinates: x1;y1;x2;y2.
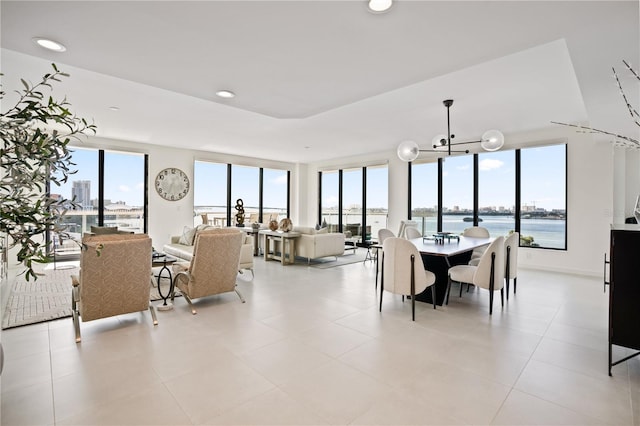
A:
623;149;640;221
304;125;616;277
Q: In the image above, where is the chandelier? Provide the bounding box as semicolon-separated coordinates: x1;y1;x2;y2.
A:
397;99;505;161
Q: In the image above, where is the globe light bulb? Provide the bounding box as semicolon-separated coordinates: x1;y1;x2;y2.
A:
397;140;419;162
480;130;505;151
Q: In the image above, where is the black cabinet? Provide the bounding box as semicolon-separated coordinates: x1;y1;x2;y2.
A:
608;225;640;375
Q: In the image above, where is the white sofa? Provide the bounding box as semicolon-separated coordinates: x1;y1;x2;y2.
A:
292;226;345;263
163;226;254;276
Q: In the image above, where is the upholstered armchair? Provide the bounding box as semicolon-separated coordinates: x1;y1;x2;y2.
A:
171;228;245;314
71;233;157;343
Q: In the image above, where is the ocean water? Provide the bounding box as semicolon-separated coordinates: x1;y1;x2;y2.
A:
414;215;566;249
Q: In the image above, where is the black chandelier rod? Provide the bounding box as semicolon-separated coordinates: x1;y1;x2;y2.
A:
416;99;475;154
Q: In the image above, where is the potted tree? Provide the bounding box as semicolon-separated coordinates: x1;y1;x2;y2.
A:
0;64;96;280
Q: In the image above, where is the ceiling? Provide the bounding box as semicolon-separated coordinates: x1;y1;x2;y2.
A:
1;1;638;163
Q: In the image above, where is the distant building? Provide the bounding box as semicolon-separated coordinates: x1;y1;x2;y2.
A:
72;180;91;209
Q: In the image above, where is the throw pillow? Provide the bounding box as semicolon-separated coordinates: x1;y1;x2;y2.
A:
178;226;197;245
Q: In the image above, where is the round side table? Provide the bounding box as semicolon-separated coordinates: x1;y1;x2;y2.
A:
152;253;178;311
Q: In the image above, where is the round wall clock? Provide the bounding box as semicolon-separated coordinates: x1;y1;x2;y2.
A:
155;168;190;201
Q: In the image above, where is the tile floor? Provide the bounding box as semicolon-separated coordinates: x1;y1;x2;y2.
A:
1;254;639;425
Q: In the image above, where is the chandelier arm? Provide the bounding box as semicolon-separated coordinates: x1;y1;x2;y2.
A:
447;139;483;146
419;149;470;154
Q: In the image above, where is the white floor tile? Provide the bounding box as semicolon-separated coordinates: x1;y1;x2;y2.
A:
1;263;637;425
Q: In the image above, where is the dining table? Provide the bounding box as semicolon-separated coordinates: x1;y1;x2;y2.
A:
376;235;493;306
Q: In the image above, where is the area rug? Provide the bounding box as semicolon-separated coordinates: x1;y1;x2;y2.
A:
307;250;373;269
2;266;77;329
2;268;179;330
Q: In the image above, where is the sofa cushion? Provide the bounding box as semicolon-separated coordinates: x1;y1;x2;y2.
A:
293;226;316;235
163;243;195;261
178;226;197;245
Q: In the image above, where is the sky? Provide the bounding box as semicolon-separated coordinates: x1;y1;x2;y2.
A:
52;148;145;207
54;144;565;212
412;144;566;211
193;162;288;210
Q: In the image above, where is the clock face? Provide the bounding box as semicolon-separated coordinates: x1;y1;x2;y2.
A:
155;168;190;201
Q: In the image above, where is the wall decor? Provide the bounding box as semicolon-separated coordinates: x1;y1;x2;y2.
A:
155;168;190;201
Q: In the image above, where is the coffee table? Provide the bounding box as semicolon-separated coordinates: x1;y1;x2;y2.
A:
152;252;178;310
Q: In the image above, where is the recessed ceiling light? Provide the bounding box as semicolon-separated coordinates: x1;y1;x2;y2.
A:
368;0;392;13
215;90;235;99
32;37;66;52
109;106;120;111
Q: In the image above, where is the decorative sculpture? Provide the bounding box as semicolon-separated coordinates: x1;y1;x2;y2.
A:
279;218;293;232
268;220;279;231
234;198;245;227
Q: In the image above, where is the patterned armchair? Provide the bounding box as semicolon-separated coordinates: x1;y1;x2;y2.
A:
71;233;157;342
171;228;244;314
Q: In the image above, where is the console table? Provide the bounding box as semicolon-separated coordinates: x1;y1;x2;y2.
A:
238;226;261;256
259;230;301;265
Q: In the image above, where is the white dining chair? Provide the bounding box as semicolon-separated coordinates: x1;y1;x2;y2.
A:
447;236;505;315
463;226;490;266
404;226;422;240
505;232;519;299
380;237;436;320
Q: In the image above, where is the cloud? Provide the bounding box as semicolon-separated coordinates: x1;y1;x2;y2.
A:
270;173;288;185
456;164;470;171
479;158;504;171
118;185;130;192
136;182;144;190
324;195;338;207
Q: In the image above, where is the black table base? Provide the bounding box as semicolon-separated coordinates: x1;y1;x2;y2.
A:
414;251;472;306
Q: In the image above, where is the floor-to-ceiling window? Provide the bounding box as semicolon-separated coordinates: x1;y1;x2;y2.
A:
409;144;567;249
51;148;147;236
194;161;290;226
103;151;146;233
366;165;389;239
194;161;228;226
262;168;288;223
410;161;438;235
51;147;99;238
231;165;259;226
520;144;567;249
319;165;388;240
478;150;515;237
442;155;474;233
320;170;339;231
49;147;147;252
342;168;363;239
